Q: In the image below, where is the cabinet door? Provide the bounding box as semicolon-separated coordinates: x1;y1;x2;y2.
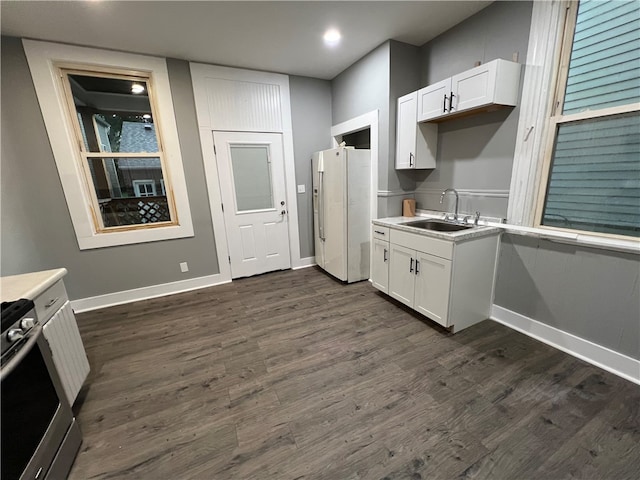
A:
450;62;497;114
371;238;389;293
395;92;417;169
414;252;452;327
389;244;416;307
417;78;451;122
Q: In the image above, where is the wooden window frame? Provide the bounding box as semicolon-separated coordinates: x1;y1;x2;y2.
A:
23;40;194;250
533;1;640;241
58;66;176;233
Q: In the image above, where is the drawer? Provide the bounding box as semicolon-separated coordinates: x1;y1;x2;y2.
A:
390;229;453;260
34;279;69;324
372;225;390;241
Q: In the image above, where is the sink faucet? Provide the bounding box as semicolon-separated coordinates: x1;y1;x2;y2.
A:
440;188;459;221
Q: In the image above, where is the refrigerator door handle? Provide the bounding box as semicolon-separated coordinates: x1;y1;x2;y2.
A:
318;171;325;240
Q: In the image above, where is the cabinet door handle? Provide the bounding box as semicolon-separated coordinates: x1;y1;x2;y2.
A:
409;258;414;273
383;248;388;262
45;297;59;308
443;94;448;113
374;230;385;235
415;259;420;275
409;152;414;167
449;92;455;112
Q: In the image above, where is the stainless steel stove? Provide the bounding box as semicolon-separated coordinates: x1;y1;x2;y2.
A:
1;299;82;480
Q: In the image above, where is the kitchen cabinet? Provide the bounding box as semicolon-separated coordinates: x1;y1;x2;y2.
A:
395;91;437;170
416;78;451;122
388;232;452;327
370;226;390;293
417;59;521;122
374;222;501;333
36;278;90;406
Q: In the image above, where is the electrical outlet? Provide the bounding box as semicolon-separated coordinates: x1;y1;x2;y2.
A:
180;262;189;273
297;184;305;194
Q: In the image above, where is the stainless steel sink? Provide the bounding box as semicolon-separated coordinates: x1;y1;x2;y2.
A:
401;219;474;232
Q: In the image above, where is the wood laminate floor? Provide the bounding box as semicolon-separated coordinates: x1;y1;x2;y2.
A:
69;267;640;480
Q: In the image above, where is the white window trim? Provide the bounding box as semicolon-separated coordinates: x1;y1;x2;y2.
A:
506;0;639;254
133;180;157;197
23;39;193;249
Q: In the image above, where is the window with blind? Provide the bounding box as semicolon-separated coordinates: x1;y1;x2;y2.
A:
538;0;640;238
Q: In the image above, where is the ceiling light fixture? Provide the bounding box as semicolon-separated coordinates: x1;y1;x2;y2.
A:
323;29;341;47
131;83;145;94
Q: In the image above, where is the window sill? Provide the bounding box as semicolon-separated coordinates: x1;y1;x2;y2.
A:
494;223;640;255
77;223;194;250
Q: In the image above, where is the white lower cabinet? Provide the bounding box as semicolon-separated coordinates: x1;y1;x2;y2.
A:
389;244;451;328
36;279;90;406
413;250;451;326
370;226;390;293
378;225;500;333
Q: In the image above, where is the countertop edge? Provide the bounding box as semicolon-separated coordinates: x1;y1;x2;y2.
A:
373;216;501;241
1;268;68;303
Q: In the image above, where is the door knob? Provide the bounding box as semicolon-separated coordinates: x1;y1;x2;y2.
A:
281;201;285;206
281;210;287;215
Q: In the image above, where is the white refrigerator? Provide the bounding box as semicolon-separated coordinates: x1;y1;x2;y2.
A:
312;147;371;283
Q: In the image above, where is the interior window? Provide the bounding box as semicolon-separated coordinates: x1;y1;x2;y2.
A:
62;71;176;230
538;0;640;238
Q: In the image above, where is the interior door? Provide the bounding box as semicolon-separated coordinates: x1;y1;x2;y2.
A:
214;131;291;278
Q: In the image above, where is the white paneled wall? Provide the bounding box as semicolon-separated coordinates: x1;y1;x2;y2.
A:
205;77;283;132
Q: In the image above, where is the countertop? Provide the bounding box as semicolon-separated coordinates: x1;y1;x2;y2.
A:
373;215;501;241
0;268;68;303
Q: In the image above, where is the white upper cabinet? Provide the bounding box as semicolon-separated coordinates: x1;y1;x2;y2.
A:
396;92;418;169
417;59;521;122
395;91;437;170
417;78;452;122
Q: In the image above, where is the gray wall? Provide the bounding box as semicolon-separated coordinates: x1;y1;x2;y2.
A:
495;235;640;360
415;2;640;363
289;75;333;259
331;42;392;217
331;40;424;218
414;1;533;218
388;41;421;205
1;37;219;300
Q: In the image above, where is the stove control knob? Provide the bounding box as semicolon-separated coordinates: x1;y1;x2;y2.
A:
20;317;36;330
7;328;24;343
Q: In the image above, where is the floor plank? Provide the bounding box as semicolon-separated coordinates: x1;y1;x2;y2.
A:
69;267;640;479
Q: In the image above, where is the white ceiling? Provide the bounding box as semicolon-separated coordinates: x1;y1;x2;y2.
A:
1;1;492;80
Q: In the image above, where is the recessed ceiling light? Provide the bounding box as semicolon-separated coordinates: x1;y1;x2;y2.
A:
323;29;341;47
142;114;151;119
131;83;145;94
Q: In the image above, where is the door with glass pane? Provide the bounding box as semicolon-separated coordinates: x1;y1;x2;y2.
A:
214;132;291;278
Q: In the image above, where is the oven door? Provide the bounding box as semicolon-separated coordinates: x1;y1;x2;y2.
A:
1;325;73;480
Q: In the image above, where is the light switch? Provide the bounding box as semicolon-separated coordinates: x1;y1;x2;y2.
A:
297;184;306;194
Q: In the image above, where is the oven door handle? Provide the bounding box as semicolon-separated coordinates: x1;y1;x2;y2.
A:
0;324;43;380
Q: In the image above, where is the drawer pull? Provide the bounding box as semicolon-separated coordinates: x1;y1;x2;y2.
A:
45;297;60;308
374;230;386;235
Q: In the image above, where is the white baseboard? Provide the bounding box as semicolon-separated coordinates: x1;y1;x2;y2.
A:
292;257;316;270
491;305;640;385
71;273;230;313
